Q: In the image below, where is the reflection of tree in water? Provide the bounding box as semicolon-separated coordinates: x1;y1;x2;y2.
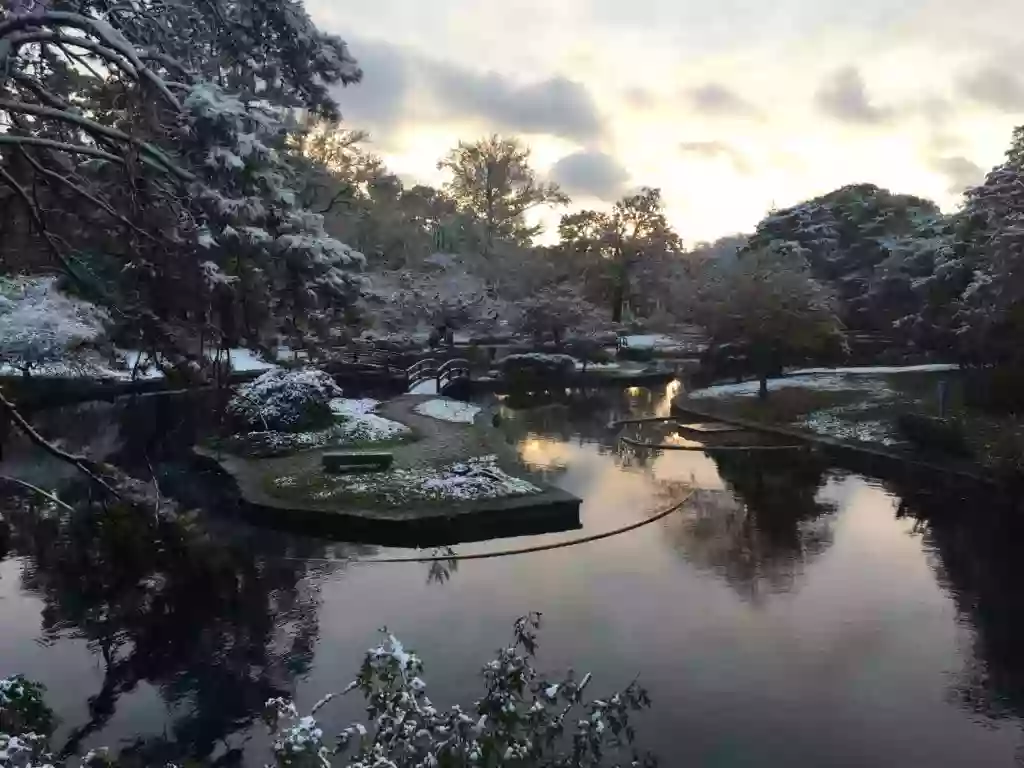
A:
891;480;1024;723
498;385;674;467
665;450;837;602
2;489;351;766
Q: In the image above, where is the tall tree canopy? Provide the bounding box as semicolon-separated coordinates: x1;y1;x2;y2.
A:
438;134;568;252
558;187;683;322
693;241;843;398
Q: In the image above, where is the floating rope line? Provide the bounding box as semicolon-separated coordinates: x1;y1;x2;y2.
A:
611;415;806;452
284;489;696;566
619;436;806;452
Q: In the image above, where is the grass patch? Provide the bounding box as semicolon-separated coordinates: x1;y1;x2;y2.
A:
686;388;864;424
263;455;540;509
207;424;417;459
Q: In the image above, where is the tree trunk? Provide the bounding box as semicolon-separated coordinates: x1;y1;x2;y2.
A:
758;373;768;400
611;281;625;324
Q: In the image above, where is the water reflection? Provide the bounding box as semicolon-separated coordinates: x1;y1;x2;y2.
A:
889;479;1024;724
4;384;1024;765
661;450;838;602
0;482;353;765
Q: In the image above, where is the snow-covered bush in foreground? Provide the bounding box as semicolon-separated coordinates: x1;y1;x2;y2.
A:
0;278;110;378
228;368;343;431
264;614;655;768
2;617;653;767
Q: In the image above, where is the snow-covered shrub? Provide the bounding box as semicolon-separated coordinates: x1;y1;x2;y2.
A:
0;277;109;378
227;368;343;432
515;286;611;344
0;675;58;768
263;614;654;768
2;617;653;767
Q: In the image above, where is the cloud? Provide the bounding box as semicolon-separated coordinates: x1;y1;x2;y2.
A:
686;83;760;117
333;39;604;144
929;156;986;196
815;66;892;124
960;65;1024;113
549;150;630;201
334;41;410;133
679;141;751;174
623;87;656;110
429;67;603;142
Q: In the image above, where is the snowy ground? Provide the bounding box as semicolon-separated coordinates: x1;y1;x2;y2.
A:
0;348;281;381
688;364;959;400
413;398;481;424
785;363;959;376
119;348;279;379
408;379;438;395
620;334;678;349
273;455;540;504
684;363;963;448
688;374;896;399
329;398;411;442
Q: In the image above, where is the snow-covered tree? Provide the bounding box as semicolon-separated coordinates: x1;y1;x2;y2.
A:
0;277;109;378
746;184;941;333
439;135;569;252
953;126;1024;363
693;241;844;398
0;0;365;371
515;285;610;345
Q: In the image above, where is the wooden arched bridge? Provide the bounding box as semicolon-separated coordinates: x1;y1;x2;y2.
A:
323;340;472;396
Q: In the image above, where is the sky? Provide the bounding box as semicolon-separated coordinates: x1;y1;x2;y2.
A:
307;0;1024;244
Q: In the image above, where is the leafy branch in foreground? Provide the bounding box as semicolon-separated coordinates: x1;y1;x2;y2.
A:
264;613;655;768
0;616;655;767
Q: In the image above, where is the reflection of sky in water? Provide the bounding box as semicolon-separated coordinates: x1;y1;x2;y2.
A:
2;383;1024;766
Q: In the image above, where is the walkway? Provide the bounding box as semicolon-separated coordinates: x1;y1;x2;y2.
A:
376;395;499;470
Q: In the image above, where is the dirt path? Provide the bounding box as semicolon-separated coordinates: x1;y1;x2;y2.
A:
377;395;509;469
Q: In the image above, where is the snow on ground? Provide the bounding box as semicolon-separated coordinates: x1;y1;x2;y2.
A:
329;398;411;442
413;398;481;424
275;455;540;503
575;361;620;370
620;334;678;349
228;348;279;372
2;347;279;381
800;411;900;446
786;363;959;376
688;374;895;399
119;348;278;378
689;363;958;400
409;379;438;395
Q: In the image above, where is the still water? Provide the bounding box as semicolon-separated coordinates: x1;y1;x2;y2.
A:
2;383;1024;766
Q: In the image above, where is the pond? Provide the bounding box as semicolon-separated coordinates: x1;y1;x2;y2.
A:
3;382;1024;766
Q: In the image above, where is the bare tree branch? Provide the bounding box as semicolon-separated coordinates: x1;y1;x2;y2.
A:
0;387;120;498
0;134;125;164
15;144;159;243
0;99;194;181
1;11;182;110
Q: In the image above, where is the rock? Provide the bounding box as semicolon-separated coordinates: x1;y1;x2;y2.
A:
227;368;342;432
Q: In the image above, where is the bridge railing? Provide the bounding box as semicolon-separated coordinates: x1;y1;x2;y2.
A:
406;358;438;391
437;358;471;393
405;357;471;393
